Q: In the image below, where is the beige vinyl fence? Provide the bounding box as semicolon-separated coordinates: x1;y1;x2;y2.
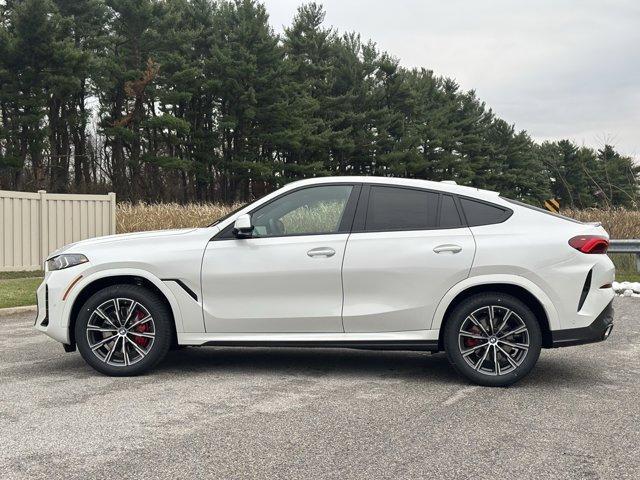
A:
0;190;116;272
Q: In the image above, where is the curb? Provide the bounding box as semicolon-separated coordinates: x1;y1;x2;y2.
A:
0;305;37;316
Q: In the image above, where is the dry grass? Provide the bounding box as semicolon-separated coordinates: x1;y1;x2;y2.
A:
116;202;242;233
561;208;640;239
278;201;346;235
118;202;640;239
117;201;346;235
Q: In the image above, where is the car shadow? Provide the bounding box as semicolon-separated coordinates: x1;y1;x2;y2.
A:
152;346;606;388
523;356;612;387
158;346;462;384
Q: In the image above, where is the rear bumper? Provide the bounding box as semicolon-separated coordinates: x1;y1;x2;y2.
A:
551;300;614;348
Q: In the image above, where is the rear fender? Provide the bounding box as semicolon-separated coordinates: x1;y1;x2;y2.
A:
430;274;559;331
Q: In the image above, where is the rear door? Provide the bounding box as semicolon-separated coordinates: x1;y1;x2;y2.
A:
342;185;475;333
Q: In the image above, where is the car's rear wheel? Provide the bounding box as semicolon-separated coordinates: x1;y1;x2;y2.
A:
75;284;172;376
443;293;542;387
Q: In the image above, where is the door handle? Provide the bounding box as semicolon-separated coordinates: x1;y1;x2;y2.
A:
433;244;462;254
307;247;336;258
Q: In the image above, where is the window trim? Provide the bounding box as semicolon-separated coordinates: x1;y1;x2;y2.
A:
212;181;513;240
439;193;464;229
213;183;361;241
353;183;471;233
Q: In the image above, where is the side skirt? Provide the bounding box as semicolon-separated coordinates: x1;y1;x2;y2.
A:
177;330;441;352
200;340;439;352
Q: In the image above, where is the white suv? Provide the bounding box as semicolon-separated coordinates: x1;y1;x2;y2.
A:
35;176;615;386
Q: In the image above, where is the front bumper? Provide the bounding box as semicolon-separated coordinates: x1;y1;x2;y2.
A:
551;300;614;348
34;266;88;345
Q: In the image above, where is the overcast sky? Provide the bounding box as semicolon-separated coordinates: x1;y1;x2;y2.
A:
263;0;640;160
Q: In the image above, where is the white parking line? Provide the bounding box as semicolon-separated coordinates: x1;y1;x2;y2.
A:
443;386;480;406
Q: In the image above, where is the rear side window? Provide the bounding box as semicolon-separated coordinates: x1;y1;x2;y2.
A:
365;186;438;231
460;198;511;226
439;195;462;228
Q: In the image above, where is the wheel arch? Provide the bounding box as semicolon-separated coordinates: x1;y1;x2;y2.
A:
432;276;558;350
64;270;181;348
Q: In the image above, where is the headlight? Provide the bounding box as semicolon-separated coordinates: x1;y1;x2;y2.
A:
46;254;89;271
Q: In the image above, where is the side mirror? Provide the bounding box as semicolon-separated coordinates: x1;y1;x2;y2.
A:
232;214;254;238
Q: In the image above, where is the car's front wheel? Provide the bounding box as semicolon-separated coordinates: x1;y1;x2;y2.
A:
443;293;542;387
75;284;172;376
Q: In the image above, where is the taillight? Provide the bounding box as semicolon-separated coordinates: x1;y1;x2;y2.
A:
568;235;609;254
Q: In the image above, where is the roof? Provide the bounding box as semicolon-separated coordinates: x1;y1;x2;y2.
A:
287;176;500;200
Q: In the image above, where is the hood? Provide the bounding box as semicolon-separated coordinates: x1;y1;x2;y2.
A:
48;228;198;258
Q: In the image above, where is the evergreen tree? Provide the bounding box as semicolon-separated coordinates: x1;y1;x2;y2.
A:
594;145;639;207
281;2;335;180
0;0;636;208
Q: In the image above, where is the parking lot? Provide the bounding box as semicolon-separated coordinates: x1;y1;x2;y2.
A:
1;298;639;479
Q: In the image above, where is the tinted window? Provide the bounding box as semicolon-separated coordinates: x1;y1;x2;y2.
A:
365;186;438;231
250;185;353;237
460;198;510;226
439;195;462;228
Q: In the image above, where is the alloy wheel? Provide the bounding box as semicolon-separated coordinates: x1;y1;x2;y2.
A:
85;298;156;367
458;305;530;376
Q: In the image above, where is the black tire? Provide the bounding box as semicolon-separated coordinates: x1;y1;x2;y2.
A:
443;292;542;387
75;284;173;376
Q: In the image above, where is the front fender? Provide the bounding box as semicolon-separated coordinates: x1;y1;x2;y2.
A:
59;268;186;343
429;274;560;331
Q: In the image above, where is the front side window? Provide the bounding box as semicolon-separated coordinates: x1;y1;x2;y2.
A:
365;186;438;231
250;185;353;237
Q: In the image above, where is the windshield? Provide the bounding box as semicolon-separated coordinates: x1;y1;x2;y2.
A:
208;203;248;227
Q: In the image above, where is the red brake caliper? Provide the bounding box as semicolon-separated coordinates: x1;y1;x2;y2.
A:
464;326;481;348
133;310;150;348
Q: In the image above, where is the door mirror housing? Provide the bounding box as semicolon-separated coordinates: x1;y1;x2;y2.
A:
232;214;254;238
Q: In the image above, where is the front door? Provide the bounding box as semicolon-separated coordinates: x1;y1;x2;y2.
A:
201;184;358;333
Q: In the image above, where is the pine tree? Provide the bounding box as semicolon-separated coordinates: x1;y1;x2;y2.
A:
594;145;639;207
282;2;335;179
0;0;637;207
96;0;160;201
208;0;289;201
53;0;109;191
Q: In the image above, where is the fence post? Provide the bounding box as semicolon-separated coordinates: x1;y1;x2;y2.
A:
38;190;47;267
109;192;116;235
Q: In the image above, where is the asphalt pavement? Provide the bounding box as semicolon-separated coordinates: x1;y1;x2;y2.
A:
1;298;639;479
